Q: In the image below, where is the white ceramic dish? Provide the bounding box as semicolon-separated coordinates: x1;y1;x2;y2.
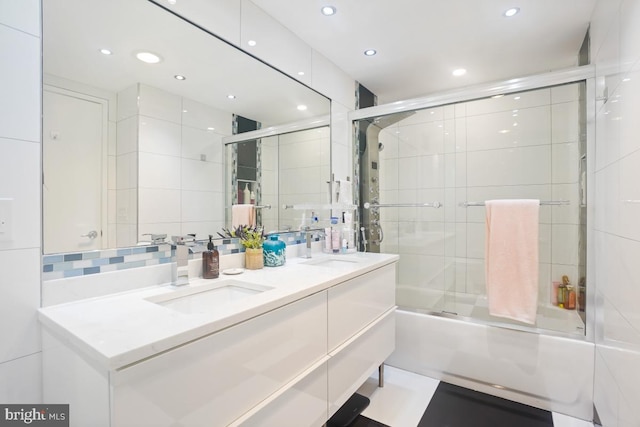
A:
222;268;244;275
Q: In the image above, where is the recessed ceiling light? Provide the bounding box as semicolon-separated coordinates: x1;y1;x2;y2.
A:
364;49;377;56
504;7;520;17
298;71;305;76
99;48;112;55
136;51;162;64
207;127;215;131
297;105;308;111
182;109;188;113
514;96;521;100
227;94;236;99
167;0;176;4
174;75;186;81
321;6;336;16
452;68;467;76
247;40;257;47
498;129;510;134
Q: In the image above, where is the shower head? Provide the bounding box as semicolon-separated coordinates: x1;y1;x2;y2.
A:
378;142;384;152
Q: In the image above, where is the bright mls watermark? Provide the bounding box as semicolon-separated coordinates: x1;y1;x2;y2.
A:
0;405;68;426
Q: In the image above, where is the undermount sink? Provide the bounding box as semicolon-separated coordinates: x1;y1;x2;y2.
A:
146;280;273;315
301;257;361;268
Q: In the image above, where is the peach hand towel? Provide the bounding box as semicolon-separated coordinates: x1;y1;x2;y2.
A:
485;199;540;324
232;204;256;228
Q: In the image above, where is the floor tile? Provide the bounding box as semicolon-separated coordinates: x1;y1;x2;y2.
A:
357;366;439;427
357;366;594;427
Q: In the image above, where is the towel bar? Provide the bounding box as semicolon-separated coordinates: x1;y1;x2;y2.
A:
460;200;570;207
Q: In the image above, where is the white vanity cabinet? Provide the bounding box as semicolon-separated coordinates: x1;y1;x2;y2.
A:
110;291;327;427
327;263;396;418
41;255;398;427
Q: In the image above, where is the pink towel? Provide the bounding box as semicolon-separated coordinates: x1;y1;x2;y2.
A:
485;199;540;324
232;204;256;228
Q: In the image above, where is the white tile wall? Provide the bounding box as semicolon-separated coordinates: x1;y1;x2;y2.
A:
0;138;41;250
138;117;181;157
182;98;233;135
138;84;182;124
591;0;640;424
0;248;41;363
0;25;40;143
0;3;42;403
0;352;42;403
466;106;551;151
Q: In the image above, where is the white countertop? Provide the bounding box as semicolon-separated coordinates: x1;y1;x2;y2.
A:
39;252;398;371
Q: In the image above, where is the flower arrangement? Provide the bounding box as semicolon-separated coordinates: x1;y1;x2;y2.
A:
218;225;265;249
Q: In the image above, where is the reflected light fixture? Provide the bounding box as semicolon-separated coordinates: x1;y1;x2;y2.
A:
364;49;377;56
247;40;257;47
452;68;467;76
297;105;308;111
99;48;112;55
227;94;236;99
321;6;336;16
167;0;177;4
504;7;520;17
298;71;305;76
174;75;186;81
136;51;162;64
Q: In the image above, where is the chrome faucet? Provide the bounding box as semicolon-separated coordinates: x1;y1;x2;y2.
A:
301;227;324;258
172;244;190;286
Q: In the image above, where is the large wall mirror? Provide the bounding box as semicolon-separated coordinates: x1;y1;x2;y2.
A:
42;0;331;254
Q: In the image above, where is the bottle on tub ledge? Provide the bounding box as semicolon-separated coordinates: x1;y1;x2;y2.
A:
556;275;575;310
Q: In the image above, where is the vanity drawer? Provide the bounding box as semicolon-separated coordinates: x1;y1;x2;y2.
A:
234;360;328;427
110;291;327;427
328;309;395;418
328;263;396;351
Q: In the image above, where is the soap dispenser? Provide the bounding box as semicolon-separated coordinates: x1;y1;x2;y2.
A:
202;235;219;279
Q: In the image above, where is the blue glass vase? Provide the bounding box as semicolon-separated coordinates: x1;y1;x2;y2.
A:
263;235;286;267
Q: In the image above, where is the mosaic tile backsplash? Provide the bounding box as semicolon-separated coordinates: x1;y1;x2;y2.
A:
42;231;320;281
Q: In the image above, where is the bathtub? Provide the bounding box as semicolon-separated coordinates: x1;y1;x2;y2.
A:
397;286;586;336
387;309;595;421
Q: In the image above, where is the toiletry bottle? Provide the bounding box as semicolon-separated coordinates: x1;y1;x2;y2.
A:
263;234;286;267
566;286;576;310
243;183;251;204
551;281;560;305
343;212;354;249
250;190;255;204
202;235;219;279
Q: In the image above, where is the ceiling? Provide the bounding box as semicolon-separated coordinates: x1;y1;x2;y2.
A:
251;0;597;104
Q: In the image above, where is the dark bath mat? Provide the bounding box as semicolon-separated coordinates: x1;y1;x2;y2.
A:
341;415;390;427
417;381;553;427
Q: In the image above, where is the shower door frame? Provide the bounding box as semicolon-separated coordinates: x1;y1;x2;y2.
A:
349;65;596;342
